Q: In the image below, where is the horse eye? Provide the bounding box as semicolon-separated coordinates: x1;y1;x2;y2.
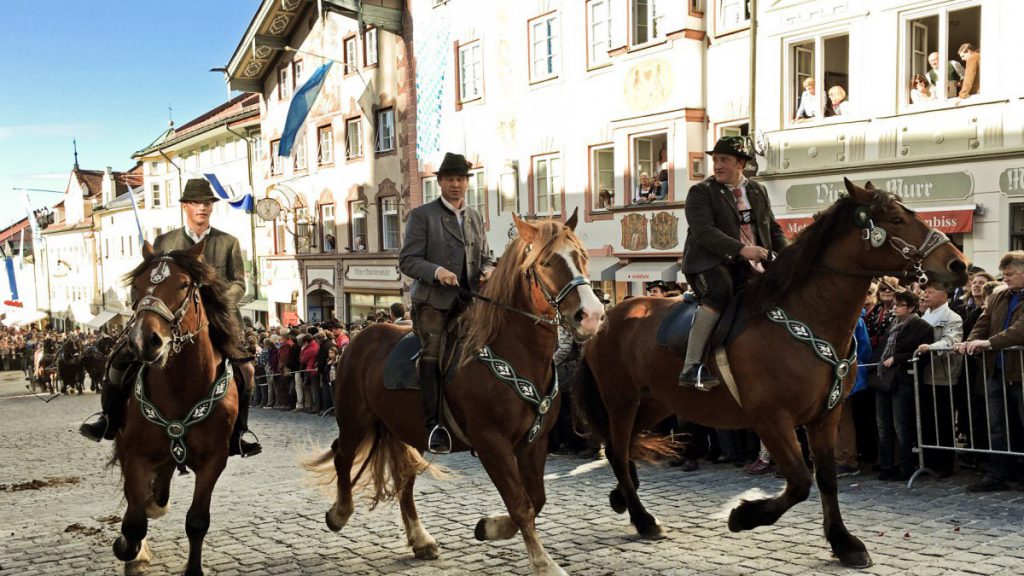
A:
891;217;904;225
180;282;189;290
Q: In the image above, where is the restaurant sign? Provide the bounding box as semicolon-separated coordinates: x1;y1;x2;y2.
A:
776;207;975;240
786;172;972;211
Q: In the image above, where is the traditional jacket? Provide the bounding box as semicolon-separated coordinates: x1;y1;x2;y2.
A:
154;227;246;311
967;287;1024;379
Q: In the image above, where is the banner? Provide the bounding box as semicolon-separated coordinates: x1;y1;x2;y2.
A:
204;173;254;212
279;61;333;157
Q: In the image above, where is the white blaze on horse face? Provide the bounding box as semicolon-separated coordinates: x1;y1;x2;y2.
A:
555;245;605;337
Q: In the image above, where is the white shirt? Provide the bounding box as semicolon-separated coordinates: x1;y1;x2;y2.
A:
184;225;212;244
440;196;466;227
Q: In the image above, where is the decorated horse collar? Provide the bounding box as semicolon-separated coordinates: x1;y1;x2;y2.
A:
766;307;855;412
476;345;557;444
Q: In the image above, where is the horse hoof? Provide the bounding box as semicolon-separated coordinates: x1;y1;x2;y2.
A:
727;501;761;533
113;537;141;562
123;539;151;575
637;522;666;540
609;489;627;514
413;543;440;560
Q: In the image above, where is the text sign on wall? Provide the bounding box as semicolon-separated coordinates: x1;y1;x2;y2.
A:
345;265;401;282
999;167;1024;196
786;172;973;211
776;208;974;239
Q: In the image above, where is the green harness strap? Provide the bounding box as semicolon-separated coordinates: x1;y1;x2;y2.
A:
766;307;856;411
476;346;558;444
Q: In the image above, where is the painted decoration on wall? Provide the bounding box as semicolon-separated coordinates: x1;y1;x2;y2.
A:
620;214;649;251
649;212;679;250
624;59;673;112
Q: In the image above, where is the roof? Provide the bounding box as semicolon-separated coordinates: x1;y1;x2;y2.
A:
71;165;143;199
133;94;261;158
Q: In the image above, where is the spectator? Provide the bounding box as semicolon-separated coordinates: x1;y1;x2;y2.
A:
835;295;875;477
391;302;412;326
828;86;849;116
909;73;935;104
299;333;321;413
874;289;933;482
915;287;964;477
865;277;898;349
927;51;964;97
549;327;587;456
646;281;669;298
957;251;1024;492
957;43;980;100
634;172;657;204
654;147;669;201
794;77;817;121
277;330;297;410
263;337;278;409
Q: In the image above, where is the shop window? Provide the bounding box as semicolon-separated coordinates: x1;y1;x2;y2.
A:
458;40;483;103
632;132;668;203
423;177;439;204
347;293;402;326
363;26;378;67
529;12;560;82
466;170;486;217
320;203;336;253
587;0;612;68
534;154;562;217
591;145;615;210
350;200;367;251
717;0;750;35
380;197;401;251
1011;204;1024;251
318;125;333;165
632;0;665;46
788;33;849;124
344;35;358;74
904;6;980;106
375;108;395;154
346;117;363;159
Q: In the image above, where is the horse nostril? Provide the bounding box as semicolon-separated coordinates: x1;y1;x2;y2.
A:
950;260;967;275
574;309;585;324
147;332;164;351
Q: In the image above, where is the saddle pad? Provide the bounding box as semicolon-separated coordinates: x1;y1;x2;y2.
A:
383;332;422;391
656;293;699;357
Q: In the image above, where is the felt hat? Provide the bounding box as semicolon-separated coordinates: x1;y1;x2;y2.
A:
180;179;220;203
434;152;473;177
706;136;753;161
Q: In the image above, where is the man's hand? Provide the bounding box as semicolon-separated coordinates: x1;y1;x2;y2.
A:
882;357;895;368
917;344;931;354
479;268;493;284
739;245;769;261
435;267;459;287
957;339;992;355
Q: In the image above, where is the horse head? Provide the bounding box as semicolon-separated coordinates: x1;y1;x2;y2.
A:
127;240;208;366
512;207;606;341
843;178;968;290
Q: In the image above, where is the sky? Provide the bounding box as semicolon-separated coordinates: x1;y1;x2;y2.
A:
0;1;259;227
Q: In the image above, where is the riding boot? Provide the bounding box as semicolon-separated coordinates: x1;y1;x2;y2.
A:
79;355;133;442
679;307;722;391
229;371;262;458
419;359;451;454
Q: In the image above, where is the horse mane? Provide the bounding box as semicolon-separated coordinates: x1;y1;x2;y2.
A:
461;220;586;358
747;190;896;314
123;249;245;360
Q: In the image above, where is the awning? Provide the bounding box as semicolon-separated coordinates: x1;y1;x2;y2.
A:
84;309;118;330
589;258;624;281
241;299;269;313
776;204;976;239
615;261;681;283
1;308;47;328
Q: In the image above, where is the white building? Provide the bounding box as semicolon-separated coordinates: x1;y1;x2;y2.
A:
0;218;46;328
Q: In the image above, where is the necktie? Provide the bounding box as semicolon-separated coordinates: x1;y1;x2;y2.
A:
733;187;764;273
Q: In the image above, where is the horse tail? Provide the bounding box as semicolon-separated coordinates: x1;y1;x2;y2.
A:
300;438;339;486
570;356;608;442
361;425;449;510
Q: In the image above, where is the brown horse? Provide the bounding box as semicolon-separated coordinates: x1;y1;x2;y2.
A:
84;334;115;392
304;212;606;576
110;239;244;576
572;180;968;568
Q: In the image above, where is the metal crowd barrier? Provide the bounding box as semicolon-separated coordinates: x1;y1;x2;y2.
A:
253;368;334;417
909;346;1024;488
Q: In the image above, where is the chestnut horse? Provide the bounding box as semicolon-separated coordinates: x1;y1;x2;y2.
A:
573;180;968;567
110;239;244;576
304;212;606;576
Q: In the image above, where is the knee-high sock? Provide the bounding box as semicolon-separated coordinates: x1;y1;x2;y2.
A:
684;307;721;370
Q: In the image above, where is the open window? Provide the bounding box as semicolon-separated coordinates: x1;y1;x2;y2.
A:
632;132;668;204
904;5;980;106
788;33;850;123
591;145;615;211
631;0;665;47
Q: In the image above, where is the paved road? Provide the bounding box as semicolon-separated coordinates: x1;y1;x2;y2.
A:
1;369;1023;575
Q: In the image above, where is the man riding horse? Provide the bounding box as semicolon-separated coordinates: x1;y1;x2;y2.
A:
399;152;494;454
678;137;788;390
80;179;262;458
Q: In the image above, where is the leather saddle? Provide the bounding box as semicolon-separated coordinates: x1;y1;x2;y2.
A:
383;323;463;391
656;290;752;358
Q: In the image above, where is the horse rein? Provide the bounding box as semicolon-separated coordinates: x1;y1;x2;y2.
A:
817;222;950;284
132;257;209;357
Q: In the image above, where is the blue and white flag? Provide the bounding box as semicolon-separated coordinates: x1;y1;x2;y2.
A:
126;185;145;247
204;173;254;213
4;257;17;302
17;229;24;270
279;61;333;157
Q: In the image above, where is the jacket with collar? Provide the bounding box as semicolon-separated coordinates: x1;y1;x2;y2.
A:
399;198;495;310
967;286;1024;378
153;226;247;310
681;177;787;275
920;302;964;386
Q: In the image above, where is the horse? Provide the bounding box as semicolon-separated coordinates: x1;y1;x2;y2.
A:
109;239;244;576
571;179;969;568
58;336;86;394
32;339;58;394
304;211;606;576
84;335;115;392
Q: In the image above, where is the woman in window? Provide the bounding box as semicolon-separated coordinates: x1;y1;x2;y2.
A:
828;85;849;116
654;147;669;201
909;74;935;104
634;172;657;203
794;77;817;121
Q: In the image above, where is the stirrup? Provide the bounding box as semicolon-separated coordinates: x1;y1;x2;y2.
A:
233;429;263;458
78;412;108;442
427;425;452;455
692;365;720;392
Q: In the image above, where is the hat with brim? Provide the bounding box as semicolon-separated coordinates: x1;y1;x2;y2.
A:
434;152;473;177
877;276;903;292
180;179;220;203
706;136;753;161
646;280;669;291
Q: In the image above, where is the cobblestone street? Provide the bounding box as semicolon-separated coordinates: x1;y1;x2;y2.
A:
1;369;1023;576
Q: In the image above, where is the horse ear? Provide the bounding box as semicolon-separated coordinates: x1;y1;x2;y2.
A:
843;177;873;204
142;241;156;260
565;207;579;231
513;213;539;244
188;238;207;262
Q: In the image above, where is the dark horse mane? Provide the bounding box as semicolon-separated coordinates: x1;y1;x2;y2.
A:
747;190;897;314
123;249;245;360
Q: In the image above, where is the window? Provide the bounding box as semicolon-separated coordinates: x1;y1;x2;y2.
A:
534;155;562;216
591;146;615;210
294;135;307;171
380;197;400;250
466;170;486;216
364;27;378;67
587;0;612;68
344;35;358;74
274;215;288;254
632;0;665;46
270;140;283;175
346;118;363;159
350;201;367;251
151;183;162;209
1012;204;1024;251
293;60;303;85
375;108;395;153
458;41;483;102
149;161;161;175
904;6;981;104
788;33;850;123
250;131;262;162
422;177;439;204
717;0;750;34
529;13;560;82
166;179;176;206
278;67;291;100
632;132;668;203
318;126;333;165
320;203;336;252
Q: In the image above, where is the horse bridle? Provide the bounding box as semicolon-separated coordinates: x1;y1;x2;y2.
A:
132;257;209;357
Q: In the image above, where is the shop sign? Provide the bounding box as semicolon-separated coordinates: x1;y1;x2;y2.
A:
999;167;1024;196
776;207;974;239
345;265;401;282
786;172;972;211
4;300;22;308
